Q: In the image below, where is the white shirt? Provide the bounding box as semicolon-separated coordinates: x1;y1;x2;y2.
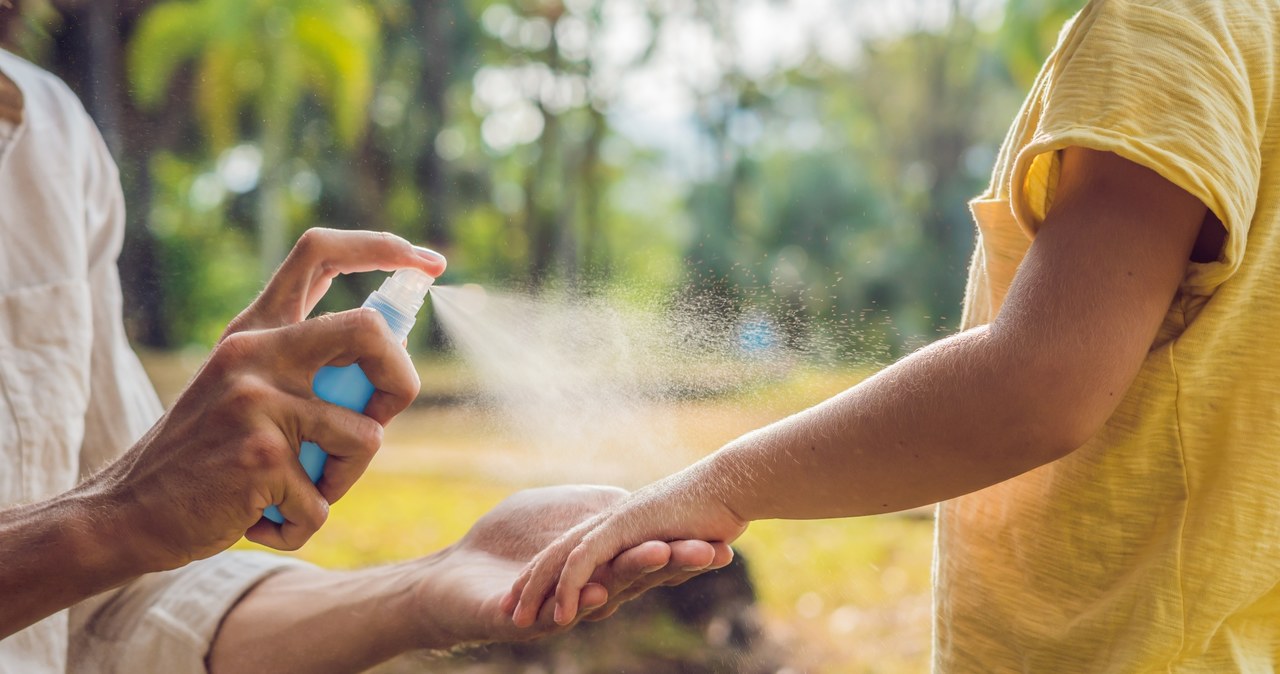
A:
0;50;305;673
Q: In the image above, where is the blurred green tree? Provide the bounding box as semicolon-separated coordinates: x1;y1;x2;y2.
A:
3;0;1092;354
127;0;380;279
998;0;1086;86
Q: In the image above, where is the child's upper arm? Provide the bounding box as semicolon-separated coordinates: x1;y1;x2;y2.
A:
991;147;1207;449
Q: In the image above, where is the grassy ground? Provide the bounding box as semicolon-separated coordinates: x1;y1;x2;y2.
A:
140;352;933;672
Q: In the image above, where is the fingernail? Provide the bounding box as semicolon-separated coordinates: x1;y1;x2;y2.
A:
680;565;707;572
413;245;445;263
641;564;665;574
553;605;563;624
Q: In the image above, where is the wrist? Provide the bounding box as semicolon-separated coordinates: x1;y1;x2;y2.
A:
0;489;145;638
375;561;442;654
13;488;145;602
696;448;756;527
64;482;157;580
404;549;467;651
73;466;176;576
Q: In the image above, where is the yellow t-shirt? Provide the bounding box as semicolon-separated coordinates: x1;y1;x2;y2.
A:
935;0;1280;671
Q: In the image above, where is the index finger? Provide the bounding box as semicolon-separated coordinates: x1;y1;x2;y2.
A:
241;229;446;331
275;309;422;424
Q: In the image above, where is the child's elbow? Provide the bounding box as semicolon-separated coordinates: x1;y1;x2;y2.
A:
1006;386;1110;468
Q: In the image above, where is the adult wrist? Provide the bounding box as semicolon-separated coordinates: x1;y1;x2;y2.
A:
9;486;148;608
403;551;466;652
62;484;156;584
372;561;445;654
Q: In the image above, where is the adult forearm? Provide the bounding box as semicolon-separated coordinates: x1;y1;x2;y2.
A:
207;562;434;674
709;325;1080;521
0;487;142;638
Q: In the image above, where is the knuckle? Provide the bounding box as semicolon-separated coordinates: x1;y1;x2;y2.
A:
295;227;328;256
403;360;423;397
355;417;384;455
225;374;274;409
295;517;324;544
295;228;345;279
298;507;325;534
564;547;586;568
409;363;422;392
237;432;284;472
335;309;382;346
220;314;252;339
212;331;259;369
276;536;305;552
352;308;386;336
376;229;410;253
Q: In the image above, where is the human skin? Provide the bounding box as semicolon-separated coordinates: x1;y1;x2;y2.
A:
504;147;1223;626
0;228;439;638
207;485;733;673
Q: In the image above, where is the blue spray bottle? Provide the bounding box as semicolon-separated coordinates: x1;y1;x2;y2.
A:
263;268;435;524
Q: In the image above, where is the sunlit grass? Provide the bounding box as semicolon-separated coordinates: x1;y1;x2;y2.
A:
738;517;933;673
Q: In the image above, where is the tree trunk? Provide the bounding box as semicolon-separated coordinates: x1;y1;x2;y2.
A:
527;106;559;287
257;61;295;281
578;107;607;283
414;0;453;248
51;0;171;346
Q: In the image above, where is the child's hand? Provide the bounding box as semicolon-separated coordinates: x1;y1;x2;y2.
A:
501;471;748;628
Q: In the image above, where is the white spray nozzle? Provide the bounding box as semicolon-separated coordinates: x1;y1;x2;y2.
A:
375;268;434;315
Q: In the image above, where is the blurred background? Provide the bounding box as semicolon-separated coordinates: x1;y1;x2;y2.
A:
2;0;1082;671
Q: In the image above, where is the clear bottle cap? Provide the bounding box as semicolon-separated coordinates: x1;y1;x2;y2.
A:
375;268;434;316
363;269;434;340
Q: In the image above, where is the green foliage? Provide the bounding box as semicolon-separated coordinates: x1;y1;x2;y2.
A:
128;0;378;149
127;0;381;284
125;1;210;109
998;0;1088;86
10;0;1088;351
147;152;262;345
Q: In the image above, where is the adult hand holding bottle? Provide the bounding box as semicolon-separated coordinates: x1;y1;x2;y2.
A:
0;228;445;639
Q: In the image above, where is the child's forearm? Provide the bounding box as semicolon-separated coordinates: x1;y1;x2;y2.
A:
701;148;1213;523
705;324;1090;522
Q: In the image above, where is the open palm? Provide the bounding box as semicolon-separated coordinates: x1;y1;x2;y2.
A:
408;486;730;648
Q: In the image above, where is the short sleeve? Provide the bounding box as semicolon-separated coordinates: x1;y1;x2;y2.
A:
1009;0;1264;295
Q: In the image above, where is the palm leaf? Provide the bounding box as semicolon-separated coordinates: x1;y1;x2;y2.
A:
293;2;379;146
127;0;210;108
